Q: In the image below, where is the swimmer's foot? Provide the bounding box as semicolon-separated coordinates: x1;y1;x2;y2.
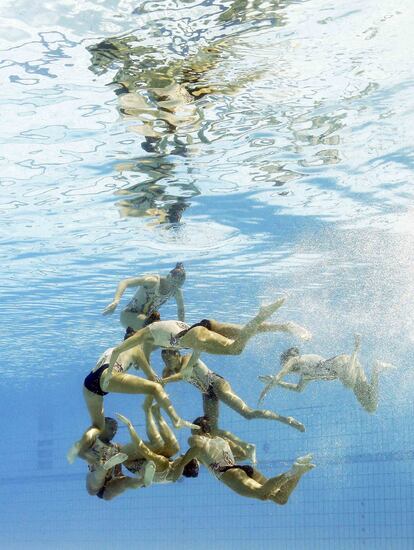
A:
257;298;286;323
173;418;200;431
289;458;316;478
284;322;312;341
295;453;313;464
67;442;81;464
142;460;156;487
103;452;129;470
375;360;397;372
284;416;305;433
246;444;257;465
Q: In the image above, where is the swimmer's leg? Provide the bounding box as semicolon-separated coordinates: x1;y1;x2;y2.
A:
120;310;147;331
99;477;144;501
257;322;312;341
142;396;164;450
220;468;292;501
207;317;312;342
353;360;396;413
230;298;287;353
269;457;315;505
83;388;105;431
214;378;305;432
152;403;180;457
106;372;197;430
116;413;170;471
179;298;286;356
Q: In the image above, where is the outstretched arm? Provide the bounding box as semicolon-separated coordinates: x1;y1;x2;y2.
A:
258;359;296;403
175;289;185;322
276;376;309;392
102;275;158;315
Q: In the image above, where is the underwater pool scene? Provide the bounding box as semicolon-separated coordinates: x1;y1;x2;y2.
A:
1;0;413;548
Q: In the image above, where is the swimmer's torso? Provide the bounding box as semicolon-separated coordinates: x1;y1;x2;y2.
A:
148;320;190;349
124;458;173;484
197;435;235;473
125;276;176;315
87;440;122;482
93;347;136;374
184;359;214;393
293;354;338;381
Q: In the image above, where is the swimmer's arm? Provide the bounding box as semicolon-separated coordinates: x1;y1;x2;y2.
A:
174;289;185;322
276;377;309;392
257;360;296;403
130;347;158;382
273;358;296;383
102;275;158;315
162;373;183;384
104;334;145;384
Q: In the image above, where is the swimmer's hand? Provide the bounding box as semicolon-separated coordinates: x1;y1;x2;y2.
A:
115;413;133;429
103;300;119;315
67;442;81;464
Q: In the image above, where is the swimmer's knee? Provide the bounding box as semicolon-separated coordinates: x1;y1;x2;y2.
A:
187;325;208;340
275;497;288;505
199;319;212;330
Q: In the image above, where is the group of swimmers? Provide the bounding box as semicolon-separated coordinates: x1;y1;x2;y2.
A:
68;263;395;504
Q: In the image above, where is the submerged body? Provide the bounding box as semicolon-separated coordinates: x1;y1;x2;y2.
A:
259;335;396;412
176;417;314;505
103;263;186;330
161;350;305;462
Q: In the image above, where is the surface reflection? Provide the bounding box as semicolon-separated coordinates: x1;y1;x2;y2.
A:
114;156;200;225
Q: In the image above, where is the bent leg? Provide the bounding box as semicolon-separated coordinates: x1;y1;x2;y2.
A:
152;404;179;457
353;369;378;413
106;372;191;429
116;413;170;471
220;469;289;501
143;396;164;450
257;322;312;341
101;476;143;500
120;310;147;331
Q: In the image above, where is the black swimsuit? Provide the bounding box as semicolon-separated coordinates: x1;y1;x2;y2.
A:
84;364;109;396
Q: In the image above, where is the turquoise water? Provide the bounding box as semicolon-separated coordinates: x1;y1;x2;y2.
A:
1;0;413;548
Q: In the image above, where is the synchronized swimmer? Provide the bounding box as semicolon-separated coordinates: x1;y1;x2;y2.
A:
258;334;395;412
103;263;186;330
68;262;394;505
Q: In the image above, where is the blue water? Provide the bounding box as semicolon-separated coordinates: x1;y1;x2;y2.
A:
1;0;414;548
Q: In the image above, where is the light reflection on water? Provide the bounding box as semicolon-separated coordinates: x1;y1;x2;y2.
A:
1;0;414;371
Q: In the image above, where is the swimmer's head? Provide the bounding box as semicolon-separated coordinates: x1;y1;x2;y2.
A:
280;347;300;365
143;311;161;326
161;349;182;372
100;417;118;442
191;416;211;435
182;458;199;478
168;262;186;287
124;326;136;340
